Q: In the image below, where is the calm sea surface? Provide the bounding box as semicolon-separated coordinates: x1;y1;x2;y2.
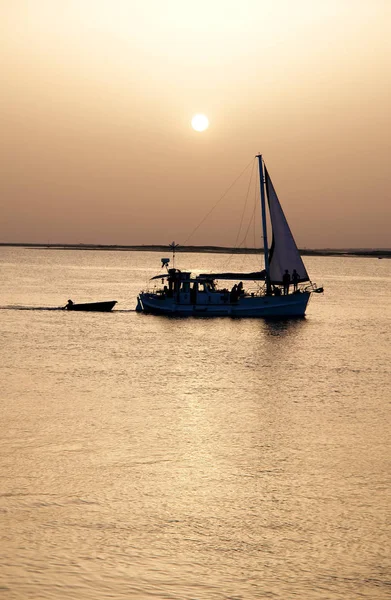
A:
0;247;390;600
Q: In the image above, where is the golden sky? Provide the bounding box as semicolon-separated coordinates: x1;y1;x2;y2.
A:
1;0;390;248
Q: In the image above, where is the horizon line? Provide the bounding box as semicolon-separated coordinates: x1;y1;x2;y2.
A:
0;242;390;256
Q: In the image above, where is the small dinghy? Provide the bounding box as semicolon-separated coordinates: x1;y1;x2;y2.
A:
64;299;117;312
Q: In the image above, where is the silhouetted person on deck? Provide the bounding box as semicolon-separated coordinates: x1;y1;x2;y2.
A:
292;269;299;292
282;270;290;295
65;299;74;310
230;284;238;302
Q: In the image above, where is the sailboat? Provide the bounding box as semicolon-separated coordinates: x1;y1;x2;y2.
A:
136;155;323;317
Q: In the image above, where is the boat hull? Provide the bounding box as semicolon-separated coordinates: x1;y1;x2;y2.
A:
65;301;117;312
136;292;310;317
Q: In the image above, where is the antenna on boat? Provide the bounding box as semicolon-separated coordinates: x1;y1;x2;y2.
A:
169;241;179;268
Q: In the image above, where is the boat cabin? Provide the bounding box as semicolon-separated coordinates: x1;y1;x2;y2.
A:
159;269;231;306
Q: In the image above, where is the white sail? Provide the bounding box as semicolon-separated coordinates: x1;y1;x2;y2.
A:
265;166;309;284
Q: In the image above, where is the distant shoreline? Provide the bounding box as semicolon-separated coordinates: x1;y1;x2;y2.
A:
0;242;390;258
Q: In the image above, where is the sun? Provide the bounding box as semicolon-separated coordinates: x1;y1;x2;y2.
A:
191;114;209;132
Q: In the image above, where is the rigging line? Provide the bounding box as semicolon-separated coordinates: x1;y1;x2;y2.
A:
238;201;258;249
182;157;255;246
221;160;259;271
233;158;257;249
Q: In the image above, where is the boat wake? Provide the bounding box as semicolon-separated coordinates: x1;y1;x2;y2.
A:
0;305;64;311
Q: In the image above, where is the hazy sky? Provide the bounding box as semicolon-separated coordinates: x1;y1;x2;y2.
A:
1;0;390;248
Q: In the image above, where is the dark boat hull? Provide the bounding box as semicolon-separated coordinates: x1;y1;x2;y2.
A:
136;292;310;317
66;301;117;312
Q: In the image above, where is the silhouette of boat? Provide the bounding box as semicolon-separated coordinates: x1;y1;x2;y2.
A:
64;300;117;312
136;154;323;317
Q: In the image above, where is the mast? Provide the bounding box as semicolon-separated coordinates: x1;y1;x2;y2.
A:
257;154;271;292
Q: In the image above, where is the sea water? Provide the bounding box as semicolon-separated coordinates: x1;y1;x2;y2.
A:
0;247;390;599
